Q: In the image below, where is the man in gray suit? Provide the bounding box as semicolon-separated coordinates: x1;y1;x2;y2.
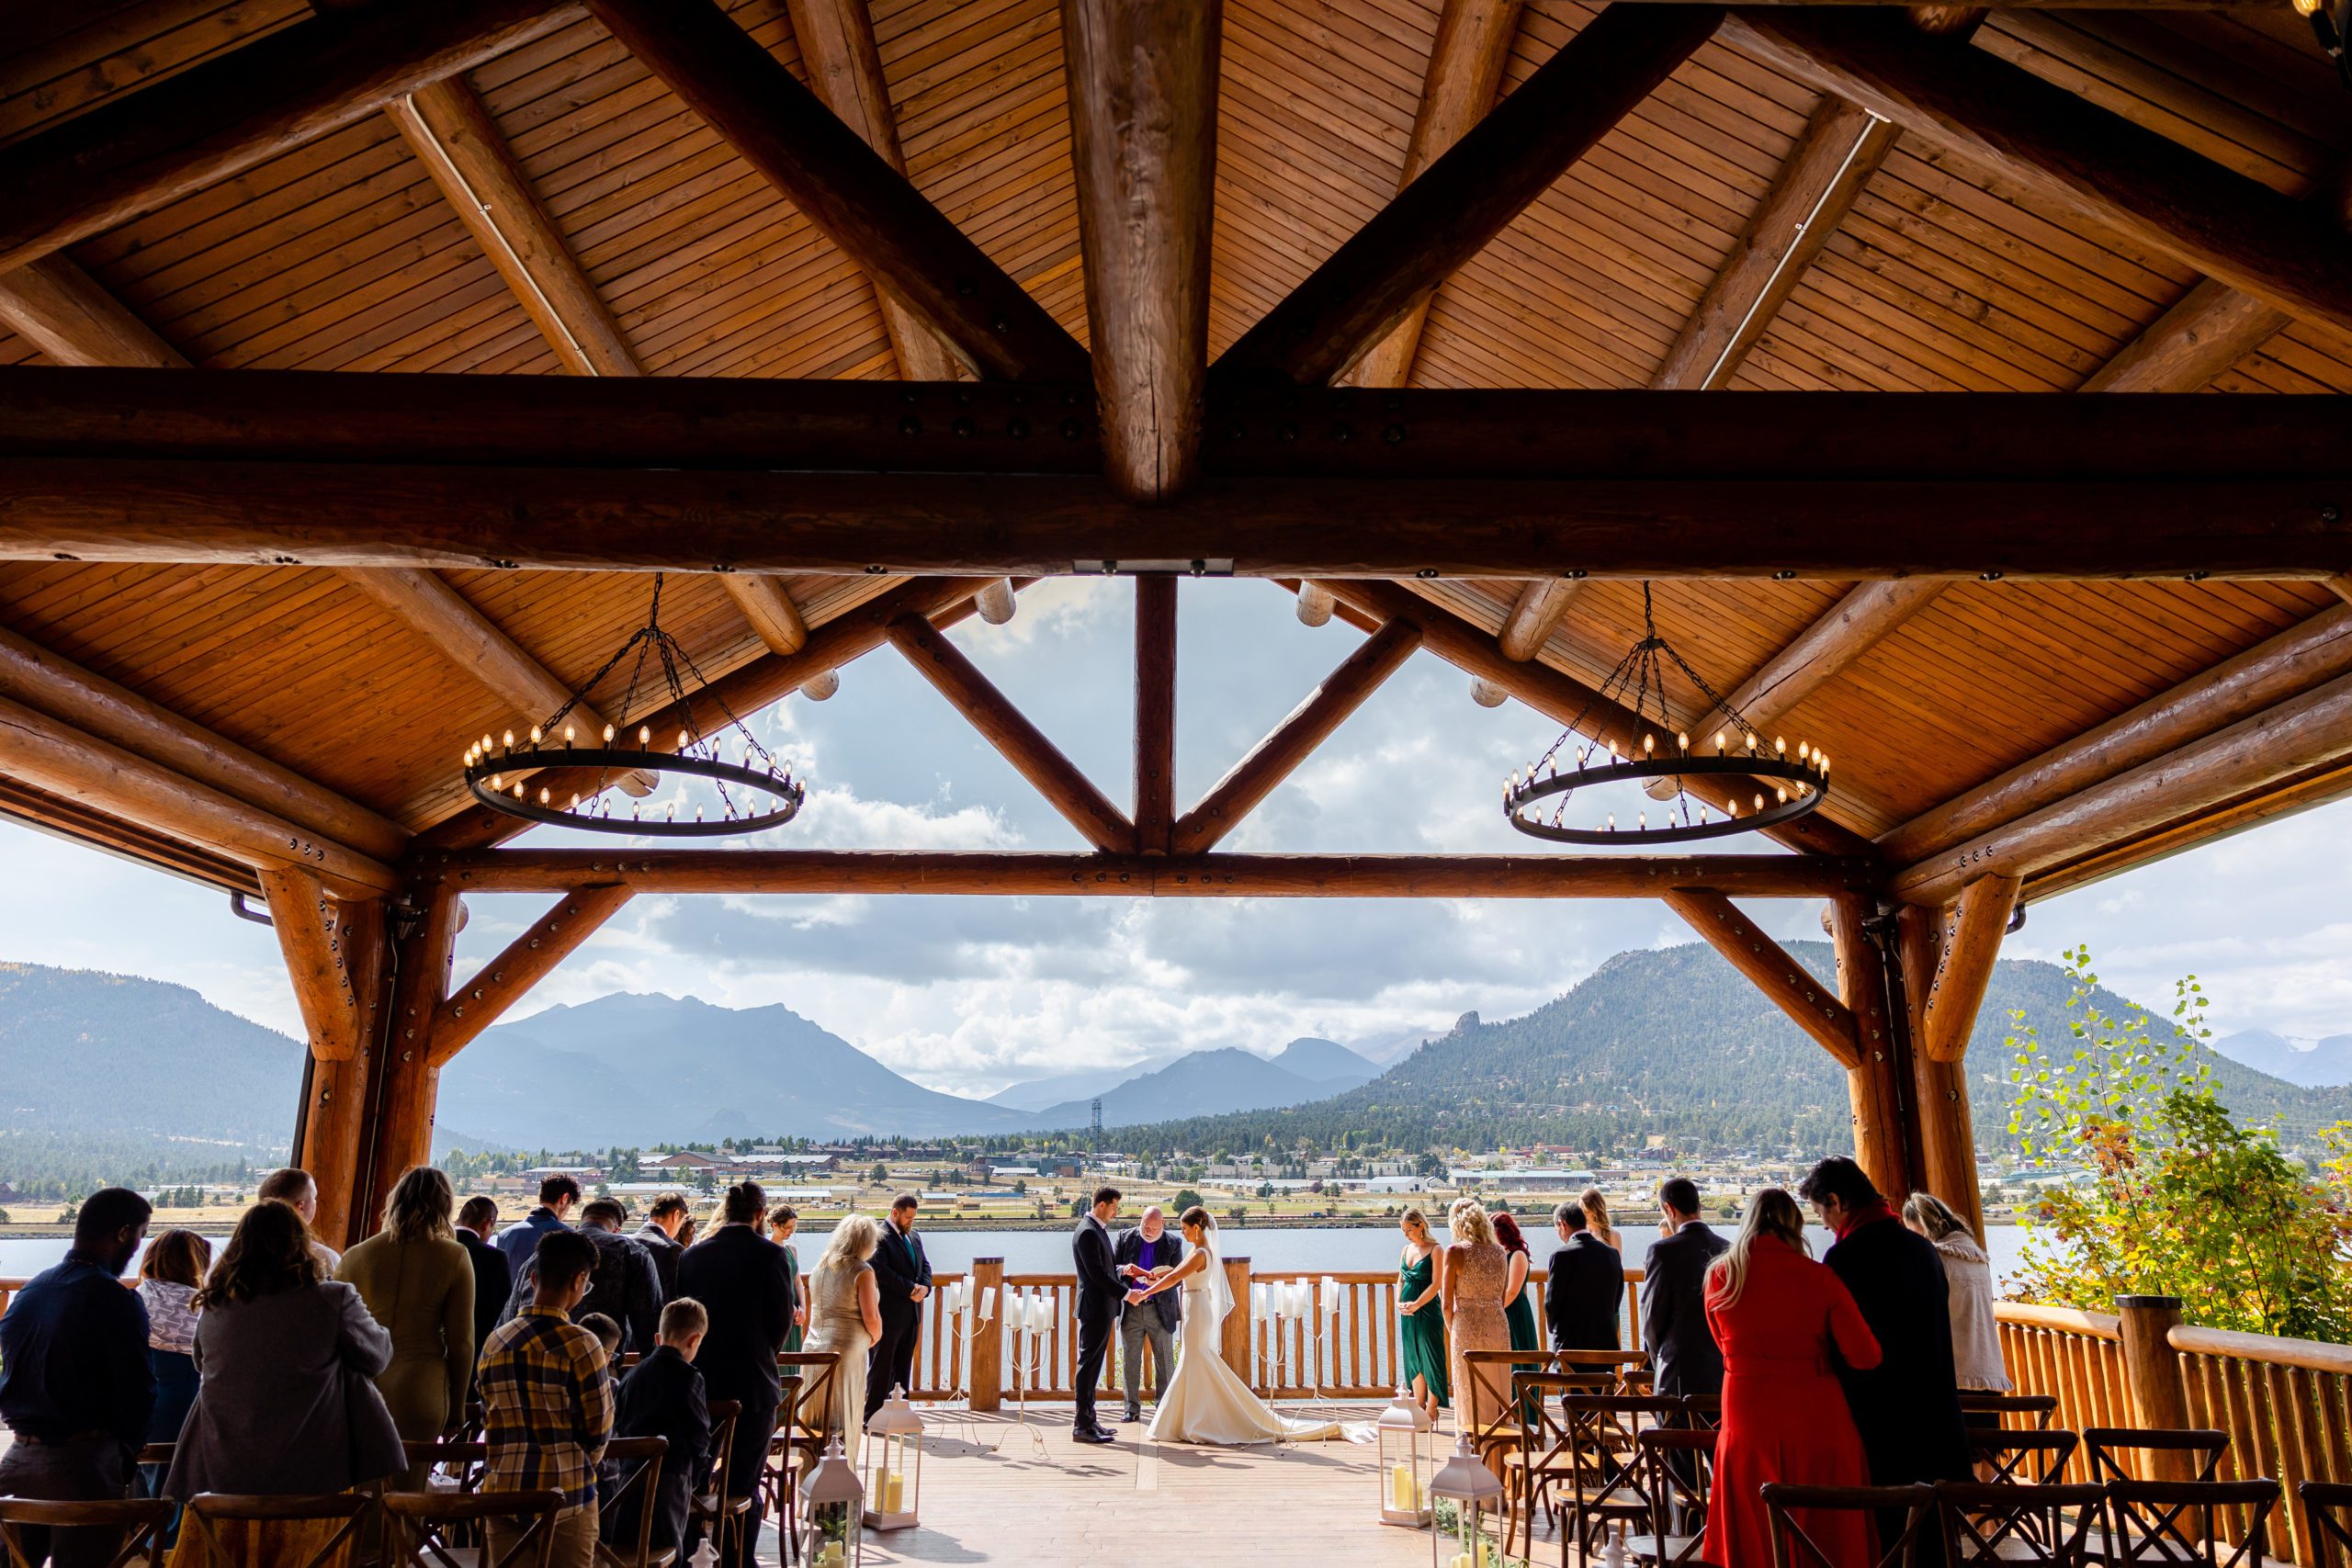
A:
1113;1206;1182;1423
1640;1177;1730;1398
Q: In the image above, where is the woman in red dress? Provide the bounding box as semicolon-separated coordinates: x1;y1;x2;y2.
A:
1701;1188;1883;1568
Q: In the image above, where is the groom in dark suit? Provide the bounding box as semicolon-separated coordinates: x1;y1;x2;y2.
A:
1070;1185;1143;1444
866;1194;933;1417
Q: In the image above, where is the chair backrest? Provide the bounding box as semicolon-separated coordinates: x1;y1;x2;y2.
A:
703;1399;742;1506
1958;1393;2061;1430
134;1443;175;1472
1761;1483;1938;1568
1559;1393;1683;1527
1637;1427;1719;1567
397;1440;488;1495
1459;1350;1537;1461
1968;1431;2081;1486
594;1436;670;1568
181;1492;371;1568
2084;1428;2227;1483
382;1487;565;1568
1937;1482;2104;1568
0;1497;173;1568
778;1352;841;1458
2301;1482;2352;1568
1685;1393;1722;1429
2106;1480;2280;1568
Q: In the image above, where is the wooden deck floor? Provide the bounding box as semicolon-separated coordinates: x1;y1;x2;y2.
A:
764;1404;1440;1567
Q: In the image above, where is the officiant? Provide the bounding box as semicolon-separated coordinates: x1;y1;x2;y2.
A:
1114;1205;1182;1424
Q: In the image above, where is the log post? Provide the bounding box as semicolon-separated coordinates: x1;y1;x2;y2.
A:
1222;1255;1253;1381
1134;577;1178;853
1895;904;1983;1237
360;888;465;1232
1828;892;1911;1201
289;897;387;1251
2115;1295;2193;1474
968;1257;1004;1412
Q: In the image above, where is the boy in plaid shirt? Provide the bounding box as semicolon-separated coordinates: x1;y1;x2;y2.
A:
480;1230;615;1568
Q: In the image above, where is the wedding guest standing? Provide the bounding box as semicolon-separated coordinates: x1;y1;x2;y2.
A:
1490;1213;1541;1423
1546;1201;1623;1352
137;1230;211;1494
164;1201;408;1537
257;1168;340;1270
337;1167;475;1461
497;1175;582;1271
673;1184;790;1568
804;1216;884;1458
0;1188;153;1568
1442;1198;1510;1444
636;1194;690;1303
1701;1190;1880;1568
1641;1178;1729;1400
1903;1192;2012;1406
1581;1187;1624;1256
480;1231;613;1568
457;1196;514;1382
1396;1209;1448;1423
764;1206;807;1358
865;1196;931;1417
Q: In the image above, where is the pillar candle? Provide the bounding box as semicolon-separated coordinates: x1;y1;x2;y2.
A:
977;1285;997;1324
1389;1461;1417;1512
881;1472;904;1514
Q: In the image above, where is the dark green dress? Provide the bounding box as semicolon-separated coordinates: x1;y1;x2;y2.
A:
780;1243;806;1360
1503;1249;1541;1422
1398;1248;1449;1406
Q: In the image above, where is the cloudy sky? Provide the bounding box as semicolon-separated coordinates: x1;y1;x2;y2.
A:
4;576;2346;1098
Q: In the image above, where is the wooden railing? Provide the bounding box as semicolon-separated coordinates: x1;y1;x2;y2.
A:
1993;1301;2132;1478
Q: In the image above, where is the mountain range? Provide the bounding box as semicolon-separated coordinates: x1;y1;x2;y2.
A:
1012;1039;1377;1127
2212;1029;2352;1088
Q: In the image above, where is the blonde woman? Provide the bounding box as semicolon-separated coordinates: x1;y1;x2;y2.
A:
1581;1186;1623;1255
1700;1190;1881;1568
802;1215;884;1458
1903;1192;2010;1397
1440;1198;1510;1441
1396;1209;1448;1421
335;1167;476;1449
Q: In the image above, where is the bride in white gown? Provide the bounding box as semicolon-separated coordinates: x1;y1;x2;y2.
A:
1136;1206;1345;1445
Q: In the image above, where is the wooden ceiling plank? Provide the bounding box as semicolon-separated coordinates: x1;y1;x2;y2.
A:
1168;615;1422;856
1920;870;2019;1062
1662;886;1860;1067
1063;0;1220;503
1724;578;1949;732
585;0;1088;382
1724;9;2352;346
1214;5;1725;387
0;0;585;276
258;865;364;1062
1340;0;1528;391
428;881;633;1065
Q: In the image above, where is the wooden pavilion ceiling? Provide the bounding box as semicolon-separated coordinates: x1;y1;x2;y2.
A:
0;0;2347;908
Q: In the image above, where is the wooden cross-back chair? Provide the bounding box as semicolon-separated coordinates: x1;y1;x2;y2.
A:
2083;1430;2227;1484
2103;1480;2280;1568
592;1436;673;1568
1960;1393;2062;1431
381;1487;564;1568
1761;1483;1939;1568
1970;1432;2082;1487
1630;1426;1718;1567
2300;1482;2352;1568
399;1440;488;1495
769;1350;842;1562
180;1492;372;1568
1555;1393;1682;1562
1684;1393;1722;1430
0;1496;173;1568
689;1398;753;1568
1458;1349;1540;1477
1937;1481;2105;1568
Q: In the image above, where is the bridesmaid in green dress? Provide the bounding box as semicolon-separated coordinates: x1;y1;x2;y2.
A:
767;1205;808;1365
1491;1212;1541;1423
1396;1209;1449;1423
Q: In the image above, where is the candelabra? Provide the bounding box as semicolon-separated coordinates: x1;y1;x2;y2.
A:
1250;1276;1343;1406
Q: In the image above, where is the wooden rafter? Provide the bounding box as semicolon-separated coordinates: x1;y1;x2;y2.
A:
429;883;634;1066
1497;579;1583;663
426;849;1876;898
586;0;1087;382
1920;871;2019;1062
1662;887;1859;1066
1723;580;1947;731
885;613;1136;853
1882;602;2352;864
0;256;188;369
260;867;367;1063
1169;618;1422;856
1064;0;1221;503
0;0;582;276
1134;577;1178;853
1724;9;2352;344
718;575;813;659
1216;6;1724;386
0;776;261;896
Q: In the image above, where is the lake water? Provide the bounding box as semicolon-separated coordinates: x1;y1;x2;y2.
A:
2;1223;2037;1288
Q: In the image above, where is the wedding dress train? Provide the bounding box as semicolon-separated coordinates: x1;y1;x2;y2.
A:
1144;1234;1345;1446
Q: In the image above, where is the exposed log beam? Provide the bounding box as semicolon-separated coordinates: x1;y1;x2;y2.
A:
1724;579;1946;728
418;575;1002;852
429;883;634;1066
0;0;582;276
1341;0;1527;391
1315;579;1883;860
1169;617;1424;855
1134;577;1178;853
1829;890;1910;1201
1892;667;2352;905
13;460;2348;581
586;0;1087;382
260;867;366;1063
1498;579;1584;662
423;849;1880;898
1063;0;1220;502
1920;872;2019;1062
885;613;1136;853
1724;9;2352;344
388;77;639;378
0;257;188;369
343;567;654;795
718;575;811;657
1653;96;1894;391
0;693;397;896
1895;904;1981;1239
292;894;382;1252
364;886;463;1229
0;776;261;896
1663;887;1859;1066
1216;6;1724;387
1881;603;2352;864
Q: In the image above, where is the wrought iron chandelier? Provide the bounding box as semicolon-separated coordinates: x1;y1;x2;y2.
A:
1502;583;1828;845
460;574;806;838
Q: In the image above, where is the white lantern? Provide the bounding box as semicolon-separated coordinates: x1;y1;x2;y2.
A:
1430;1433;1506;1568
1376;1385;1434;1528
797;1437;864;1568
861;1386;922;1530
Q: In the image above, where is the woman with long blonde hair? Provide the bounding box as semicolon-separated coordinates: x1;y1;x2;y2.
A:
1440;1198;1511;1446
1700;1190;1882;1568
1396;1208;1448;1422
1580;1186;1623;1255
803;1215;885;1458
335;1166;477;1468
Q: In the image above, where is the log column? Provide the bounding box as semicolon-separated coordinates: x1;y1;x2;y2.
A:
1828;892;1911;1202
359;887;464;1232
279;892;389;1251
1897;904;1983;1237
968;1258;1005;1413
